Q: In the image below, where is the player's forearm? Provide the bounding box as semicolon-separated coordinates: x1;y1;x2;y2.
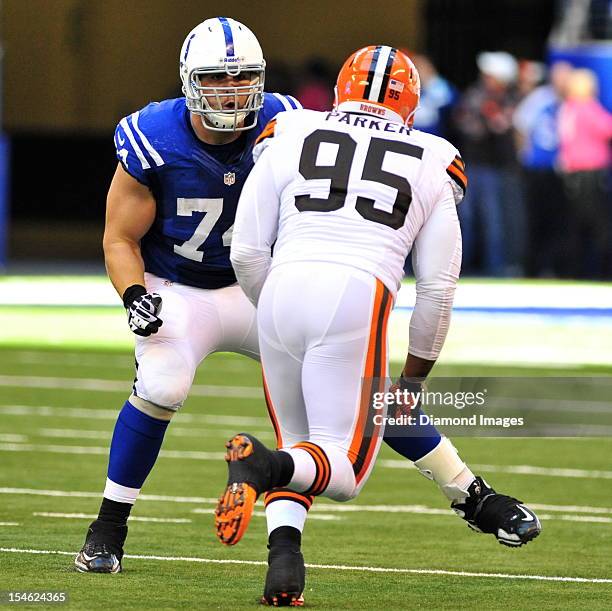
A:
407;284;455;363
399;291;452;381
407;185;461;376
103;238;147;299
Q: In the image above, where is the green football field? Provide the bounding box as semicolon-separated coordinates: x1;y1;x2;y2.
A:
1;287;612;609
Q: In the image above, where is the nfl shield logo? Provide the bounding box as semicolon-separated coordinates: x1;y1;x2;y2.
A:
224;172;236;186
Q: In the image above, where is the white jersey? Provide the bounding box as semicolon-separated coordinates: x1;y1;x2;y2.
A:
251;109;464;295
231;109;466;360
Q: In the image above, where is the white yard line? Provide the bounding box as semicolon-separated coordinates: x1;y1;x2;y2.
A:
537;514;612;524
378;459;612;479
37;428;110;440
191;508;342;521
0;433;28;442
12;351;135;368
0;522;19;526
2;487;611;525
1;440;611;480
10;350;255;374
529;503;612;515
0;487;218;503
5;487;612;515
35;427;274;441
0;404;270;427
32;512;190;523
306;504;611;524
0;547;611;584
0;442;224;460
0;375;263;399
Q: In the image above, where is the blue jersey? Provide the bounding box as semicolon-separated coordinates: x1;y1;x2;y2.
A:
114;93;301;289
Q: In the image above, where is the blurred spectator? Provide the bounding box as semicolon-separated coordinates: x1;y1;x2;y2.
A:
295;57;334;111
558;68;612;277
517;60;547;98
411;53;457;138
453;51;522;276
264;61;296;99
513;61;573;277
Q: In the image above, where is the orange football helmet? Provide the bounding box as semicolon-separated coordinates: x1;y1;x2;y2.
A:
334;46;420;126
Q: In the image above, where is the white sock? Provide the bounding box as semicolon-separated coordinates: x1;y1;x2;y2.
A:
103;478;140;504
265;500;308;535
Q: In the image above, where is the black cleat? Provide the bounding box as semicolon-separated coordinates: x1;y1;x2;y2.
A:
215;434;277;546
451;477;542;547
74;520;127;573
262;528;305;607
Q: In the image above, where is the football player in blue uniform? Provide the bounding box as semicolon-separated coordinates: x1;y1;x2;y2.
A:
74;18;308;579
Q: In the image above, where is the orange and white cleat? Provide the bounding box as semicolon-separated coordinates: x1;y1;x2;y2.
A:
215;434;276;546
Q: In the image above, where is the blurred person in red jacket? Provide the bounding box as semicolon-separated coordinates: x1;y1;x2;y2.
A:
295;57;334;111
558;68;612;278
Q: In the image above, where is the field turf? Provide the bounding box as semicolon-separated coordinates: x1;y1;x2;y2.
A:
1;295;611;608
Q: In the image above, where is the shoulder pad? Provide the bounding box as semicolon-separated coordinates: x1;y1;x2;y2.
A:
411;130;467;204
258;92;302;125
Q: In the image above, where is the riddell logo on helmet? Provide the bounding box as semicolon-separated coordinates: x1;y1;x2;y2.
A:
359;104;385;116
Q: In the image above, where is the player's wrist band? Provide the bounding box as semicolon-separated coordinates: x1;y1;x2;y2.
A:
122;284;148;308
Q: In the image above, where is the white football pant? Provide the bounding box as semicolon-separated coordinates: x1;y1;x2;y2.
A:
258;262;392;502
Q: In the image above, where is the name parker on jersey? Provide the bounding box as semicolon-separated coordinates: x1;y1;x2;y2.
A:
325;110;412;134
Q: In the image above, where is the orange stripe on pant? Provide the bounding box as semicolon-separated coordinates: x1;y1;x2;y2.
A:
262;371;283;448
348;278;393;484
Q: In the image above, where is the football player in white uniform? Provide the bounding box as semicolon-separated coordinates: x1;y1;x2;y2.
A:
218;46;541;605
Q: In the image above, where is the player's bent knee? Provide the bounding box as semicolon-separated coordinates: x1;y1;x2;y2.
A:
135;352;194;409
319;445;358;502
139;380;190;410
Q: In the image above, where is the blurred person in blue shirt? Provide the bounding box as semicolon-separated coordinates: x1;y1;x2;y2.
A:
513;61;573;277
411;53;457;138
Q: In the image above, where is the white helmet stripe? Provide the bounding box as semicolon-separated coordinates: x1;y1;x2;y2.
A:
367;46;393;103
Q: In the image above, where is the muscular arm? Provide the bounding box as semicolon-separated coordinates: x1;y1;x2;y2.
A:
401;182;462;380
103;164;156;299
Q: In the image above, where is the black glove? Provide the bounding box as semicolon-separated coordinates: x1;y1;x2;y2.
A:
123;284;163;337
